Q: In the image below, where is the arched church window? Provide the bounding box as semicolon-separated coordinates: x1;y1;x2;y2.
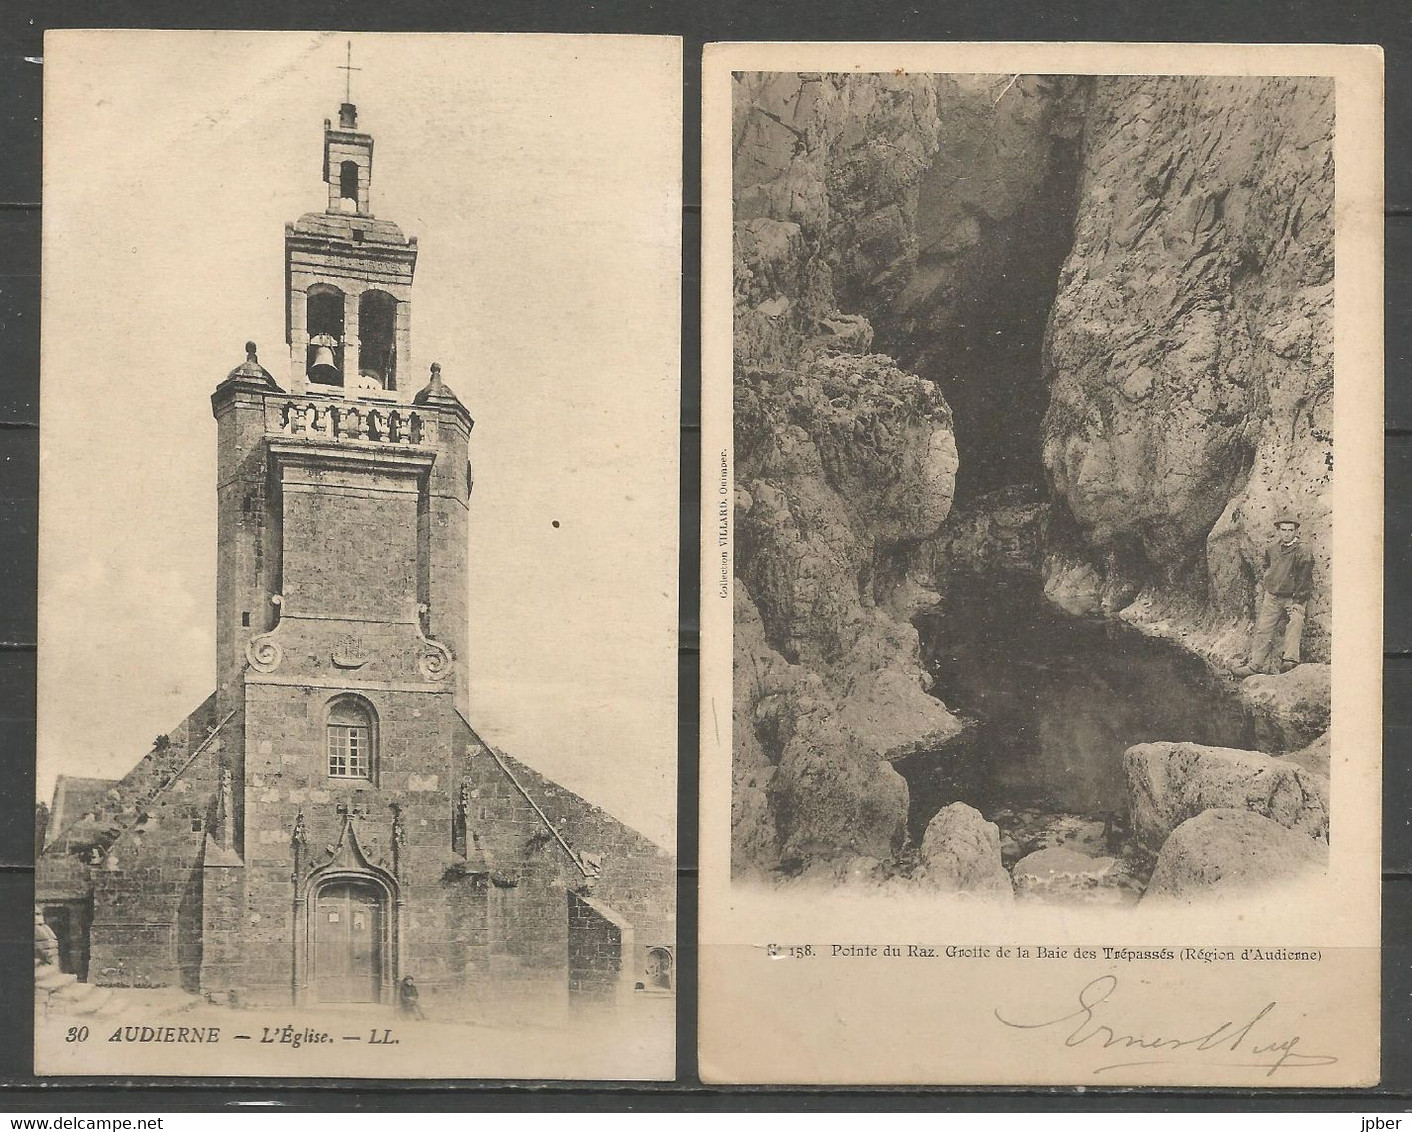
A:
326;696;376;780
358;290;398;391
306;285;345;386
339;161;360;210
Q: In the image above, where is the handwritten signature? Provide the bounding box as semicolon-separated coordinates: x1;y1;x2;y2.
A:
994;974;1338;1077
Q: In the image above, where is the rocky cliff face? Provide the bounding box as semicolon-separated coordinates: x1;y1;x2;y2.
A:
732;73;963;877
1041;76;1334;661
730;71;1337;880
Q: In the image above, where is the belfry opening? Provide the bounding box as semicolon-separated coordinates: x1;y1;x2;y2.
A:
306;285;345;385
339;160;360;210
358;289;397;391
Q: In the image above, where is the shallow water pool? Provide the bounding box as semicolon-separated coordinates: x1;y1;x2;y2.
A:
897;572;1256;849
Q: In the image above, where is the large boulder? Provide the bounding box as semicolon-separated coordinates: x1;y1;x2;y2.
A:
771;725;910;867
918;803;1012;898
735;356;959;670
1239;664;1332;751
1011;845;1142;906
833;668;966;761
732;579;943;878
1284;729;1331;778
1124;741;1329;851
732;586;915;876
1142;808;1328;902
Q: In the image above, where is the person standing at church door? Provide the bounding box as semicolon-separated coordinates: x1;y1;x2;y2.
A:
1233;516;1314;677
399;974;427;1020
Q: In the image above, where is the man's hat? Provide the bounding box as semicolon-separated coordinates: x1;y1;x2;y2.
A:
1274;515;1300;528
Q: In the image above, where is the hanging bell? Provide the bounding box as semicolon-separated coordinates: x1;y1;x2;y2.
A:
308;343;338;383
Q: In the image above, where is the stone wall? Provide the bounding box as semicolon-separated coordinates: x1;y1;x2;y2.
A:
280;465;420;620
456;721;676;995
85;718;227;990
72;681;673;1017
42;695;220;857
35;852;94;904
213;381;278;723
420;393;474;719
567;892;630;1003
199;844;246;998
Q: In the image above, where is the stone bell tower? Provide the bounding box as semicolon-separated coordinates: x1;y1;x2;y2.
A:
285;100;417;396
212;99;472;731
203;99;476;1004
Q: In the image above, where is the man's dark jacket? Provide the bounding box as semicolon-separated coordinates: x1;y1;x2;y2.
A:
1262;538;1314;602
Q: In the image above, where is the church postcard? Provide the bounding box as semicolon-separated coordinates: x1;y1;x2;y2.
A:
700;42;1383;1086
35;30;680;1081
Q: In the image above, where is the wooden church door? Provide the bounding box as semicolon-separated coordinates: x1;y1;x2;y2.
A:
314;881;384;1003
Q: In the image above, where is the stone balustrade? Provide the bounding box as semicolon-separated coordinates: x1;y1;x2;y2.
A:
269;398;434;446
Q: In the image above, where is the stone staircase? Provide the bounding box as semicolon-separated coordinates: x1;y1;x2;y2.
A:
35;963;123;1019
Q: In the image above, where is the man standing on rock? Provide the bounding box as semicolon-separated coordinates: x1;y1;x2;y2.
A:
1234;517;1314;677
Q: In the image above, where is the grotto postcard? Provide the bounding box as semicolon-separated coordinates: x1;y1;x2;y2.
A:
35;30;681;1080
699;41;1383;1087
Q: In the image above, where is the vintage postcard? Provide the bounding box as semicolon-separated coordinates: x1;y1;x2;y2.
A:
36;30;680;1079
700;42;1382;1085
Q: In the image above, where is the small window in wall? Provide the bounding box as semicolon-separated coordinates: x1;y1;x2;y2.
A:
645;946;674;992
327;697;375;780
339;161;360;210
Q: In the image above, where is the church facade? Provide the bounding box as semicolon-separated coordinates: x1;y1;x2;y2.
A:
37;101;675;1019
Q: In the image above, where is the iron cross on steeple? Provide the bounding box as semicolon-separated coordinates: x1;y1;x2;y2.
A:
338;41;361;104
